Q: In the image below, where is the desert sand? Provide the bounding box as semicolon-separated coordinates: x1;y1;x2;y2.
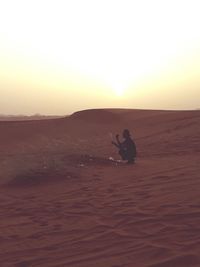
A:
0;109;200;267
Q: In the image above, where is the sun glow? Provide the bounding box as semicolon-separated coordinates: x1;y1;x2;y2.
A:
115;88;125;97
0;0;200;114
112;83;126;97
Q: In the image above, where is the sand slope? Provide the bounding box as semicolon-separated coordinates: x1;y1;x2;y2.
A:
0;109;200;267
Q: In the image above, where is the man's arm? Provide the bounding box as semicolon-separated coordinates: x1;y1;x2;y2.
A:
112;141;120;148
116;134;121;146
112;134;122;149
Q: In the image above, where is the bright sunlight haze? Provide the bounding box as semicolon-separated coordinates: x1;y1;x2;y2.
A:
0;0;200;115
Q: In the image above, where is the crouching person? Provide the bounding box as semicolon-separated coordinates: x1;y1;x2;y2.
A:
112;129;137;164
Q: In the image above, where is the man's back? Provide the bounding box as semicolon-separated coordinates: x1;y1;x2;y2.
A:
123;137;137;158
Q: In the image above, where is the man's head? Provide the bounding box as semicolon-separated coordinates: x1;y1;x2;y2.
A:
123;129;131;139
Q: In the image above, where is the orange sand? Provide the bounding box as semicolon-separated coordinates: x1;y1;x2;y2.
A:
0;109;200;267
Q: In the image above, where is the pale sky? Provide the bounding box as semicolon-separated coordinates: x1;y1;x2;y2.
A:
0;0;200;115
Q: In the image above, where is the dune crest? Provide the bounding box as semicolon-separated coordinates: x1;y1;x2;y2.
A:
70;109;121;123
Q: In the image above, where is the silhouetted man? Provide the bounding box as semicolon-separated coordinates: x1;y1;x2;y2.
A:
112;129;137;164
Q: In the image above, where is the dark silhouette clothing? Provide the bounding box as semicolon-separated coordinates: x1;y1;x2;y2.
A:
112;134;137;163
119;137;137;163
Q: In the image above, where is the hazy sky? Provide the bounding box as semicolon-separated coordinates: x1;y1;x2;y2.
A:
0;0;200;115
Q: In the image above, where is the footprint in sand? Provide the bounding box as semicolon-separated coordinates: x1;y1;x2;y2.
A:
53;224;62;230
15;262;30;267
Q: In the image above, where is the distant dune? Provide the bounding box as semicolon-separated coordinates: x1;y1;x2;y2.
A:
0;108;200;267
0;114;63;121
70;109;121;123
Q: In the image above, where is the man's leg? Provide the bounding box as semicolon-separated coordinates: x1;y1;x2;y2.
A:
127;157;135;164
119;149;127;160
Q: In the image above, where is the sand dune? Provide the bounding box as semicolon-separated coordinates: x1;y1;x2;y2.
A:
71;109;121;123
0;109;200;267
